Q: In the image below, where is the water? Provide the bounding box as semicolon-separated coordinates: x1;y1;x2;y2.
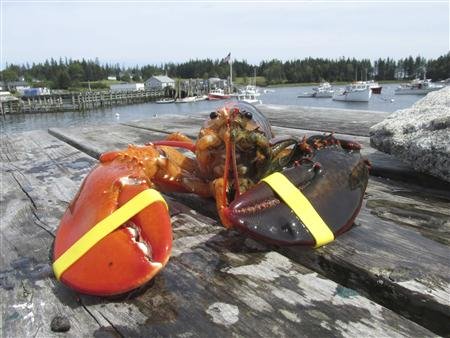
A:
1;83;422;134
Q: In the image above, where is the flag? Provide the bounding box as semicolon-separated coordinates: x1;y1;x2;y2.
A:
221;52;231;64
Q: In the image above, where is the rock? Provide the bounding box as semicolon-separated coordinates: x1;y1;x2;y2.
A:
50;315;71;332
370;87;450;182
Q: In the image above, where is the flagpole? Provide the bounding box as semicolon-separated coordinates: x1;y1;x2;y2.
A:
230;57;233;92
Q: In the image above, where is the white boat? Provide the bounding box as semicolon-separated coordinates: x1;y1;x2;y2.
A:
195;95;208;102
312;82;334;98
394;79;444;95
237;85;262;104
363;80;382;94
298;82;334;98
332;83;372;102
298;92;314;98
208;88;231;100
156;98;175;104
176;96;197;103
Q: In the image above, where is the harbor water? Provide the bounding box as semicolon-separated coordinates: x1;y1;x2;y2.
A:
1;83;423;134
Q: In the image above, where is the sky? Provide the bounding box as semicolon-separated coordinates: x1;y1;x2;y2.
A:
1;0;449;69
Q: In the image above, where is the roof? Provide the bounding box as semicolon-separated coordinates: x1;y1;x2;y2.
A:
148;75;174;83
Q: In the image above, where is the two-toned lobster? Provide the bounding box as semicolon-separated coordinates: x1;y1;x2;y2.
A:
53;102;369;296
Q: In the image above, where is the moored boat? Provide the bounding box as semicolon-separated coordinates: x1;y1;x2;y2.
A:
298;82;334;98
394;79;444;95
156;98;175;104
312;82;334;98
332;83;372;102
237;85;262;104
195;95;208;102
207;88;231;100
175;96;197;103
298;92;314;98
365;80;382;94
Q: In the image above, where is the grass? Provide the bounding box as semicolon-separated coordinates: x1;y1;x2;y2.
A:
233;76;267;87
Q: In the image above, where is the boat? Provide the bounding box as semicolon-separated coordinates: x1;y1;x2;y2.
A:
237;85;262;104
332;82;372;102
394;79;444;95
298;82;334;98
312;82;334;98
195;95;208;102
297;92;314;98
175;96;197;103
365;80;382;94
156;98;175;104
207;88;231;100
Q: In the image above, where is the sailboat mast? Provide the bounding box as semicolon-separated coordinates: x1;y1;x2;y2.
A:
229;57;233;92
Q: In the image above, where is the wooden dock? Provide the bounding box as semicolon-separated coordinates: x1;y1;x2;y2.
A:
0;89;165;114
1;106;449;337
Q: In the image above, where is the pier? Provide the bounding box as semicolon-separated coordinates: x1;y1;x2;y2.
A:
0;89;165;115
1;106;449;337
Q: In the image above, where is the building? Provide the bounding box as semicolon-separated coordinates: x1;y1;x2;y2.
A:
145;76;175;90
19;87;51;96
208;77;228;89
110;83;145;92
107;76;117;81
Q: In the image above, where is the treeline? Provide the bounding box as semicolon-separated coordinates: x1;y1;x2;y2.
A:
1;53;449;89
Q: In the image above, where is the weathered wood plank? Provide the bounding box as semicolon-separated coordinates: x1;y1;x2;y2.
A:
1;131;101;337
177;104;390;137
2;130;435;337
256;104;391;136
121;115;203;139
47;122;450;335
48;122;170;159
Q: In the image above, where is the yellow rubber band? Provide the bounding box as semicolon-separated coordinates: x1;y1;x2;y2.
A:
262;172;334;247
53;189;168;280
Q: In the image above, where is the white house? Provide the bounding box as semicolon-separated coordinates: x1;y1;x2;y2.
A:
107;76;117;81
110;83;145;92
145;76;175;90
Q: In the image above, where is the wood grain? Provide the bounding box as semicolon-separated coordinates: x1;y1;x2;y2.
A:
1;130;435;336
48;119;450;335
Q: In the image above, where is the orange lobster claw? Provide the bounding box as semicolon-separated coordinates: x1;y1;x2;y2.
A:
53;155;172;296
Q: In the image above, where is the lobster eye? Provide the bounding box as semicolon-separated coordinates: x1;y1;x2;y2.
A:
243;111;253;120
210;111;218;119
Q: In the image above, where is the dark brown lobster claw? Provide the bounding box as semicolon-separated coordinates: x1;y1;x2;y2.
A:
226;145;369;246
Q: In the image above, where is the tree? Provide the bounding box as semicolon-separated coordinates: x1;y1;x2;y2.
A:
120;73;131;82
56;70;71;89
68;63;84;84
1;68;19;82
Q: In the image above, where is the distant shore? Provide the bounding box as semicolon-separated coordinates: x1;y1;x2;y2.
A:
265;80;409;88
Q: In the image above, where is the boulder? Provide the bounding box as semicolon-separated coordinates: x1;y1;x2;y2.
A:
370;87;450;182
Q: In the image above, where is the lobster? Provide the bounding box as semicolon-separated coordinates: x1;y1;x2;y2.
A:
53;102;369;296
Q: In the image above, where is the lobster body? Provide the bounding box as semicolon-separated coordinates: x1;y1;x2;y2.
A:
53;103;370;296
